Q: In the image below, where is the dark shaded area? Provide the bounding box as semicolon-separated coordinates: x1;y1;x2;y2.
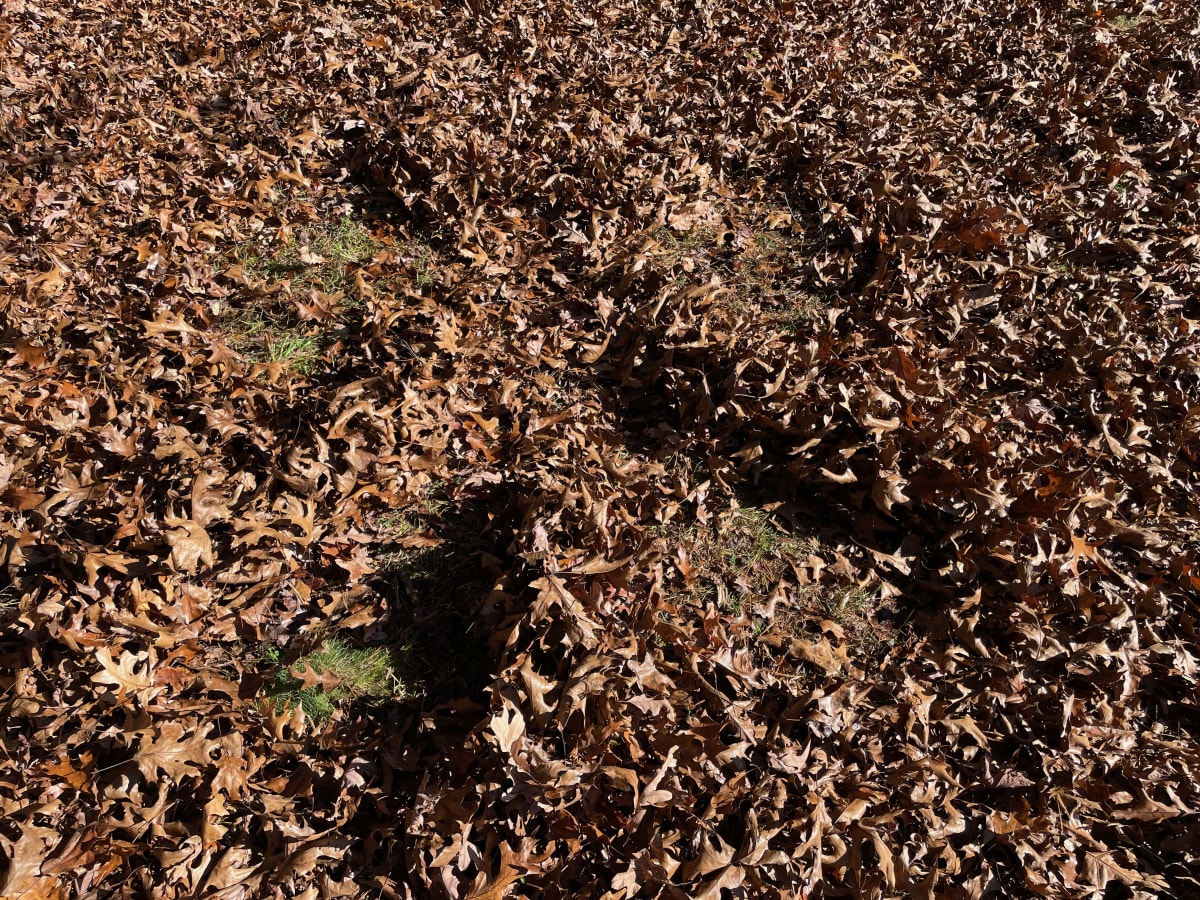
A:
372;483;522;704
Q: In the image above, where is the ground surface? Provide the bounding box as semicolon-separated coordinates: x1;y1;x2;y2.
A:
2;0;1200;897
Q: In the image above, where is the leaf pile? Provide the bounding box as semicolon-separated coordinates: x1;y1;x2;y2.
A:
3;0;1200;896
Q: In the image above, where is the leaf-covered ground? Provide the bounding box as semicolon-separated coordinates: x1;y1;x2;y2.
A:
3;0;1200;896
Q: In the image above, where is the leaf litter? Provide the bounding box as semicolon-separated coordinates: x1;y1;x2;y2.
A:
1;0;1199;897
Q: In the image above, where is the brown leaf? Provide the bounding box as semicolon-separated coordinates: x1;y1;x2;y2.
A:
164;519;214;574
0;824;61;898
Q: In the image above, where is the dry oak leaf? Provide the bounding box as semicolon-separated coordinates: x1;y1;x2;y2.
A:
92;647;161;705
786;636;847;674
43;754;92;790
292;661;343;693
0;824;63;899
7;339;49;369
81;550;138;587
190;468;233;526
695;865;746;900
489;702;526;757
211;733;253;800
275;832;353;883
135;719;215;783
464;841;552;900
165;518;215;574
679;833;736;881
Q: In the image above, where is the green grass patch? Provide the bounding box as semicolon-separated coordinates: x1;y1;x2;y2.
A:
650;216;825;331
217;211;381;375
220;311;326;376
680;506;812;614
400;237;439;291
262;637;404;725
706;507;792;576
237;212;379;296
821;581;879;627
819;581;902;661
730;225;827;328
375;480;451;538
264;331;321;374
653;226;719;270
774;291;829;334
